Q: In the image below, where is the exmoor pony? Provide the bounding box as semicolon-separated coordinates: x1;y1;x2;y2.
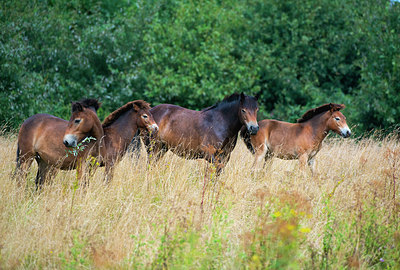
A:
140;93;259;174
240;103;351;174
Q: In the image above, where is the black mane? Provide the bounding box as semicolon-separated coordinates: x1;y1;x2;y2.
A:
72;98;101;112
297;103;345;123
102;100;151;128
202;93;244;112
79;99;101;111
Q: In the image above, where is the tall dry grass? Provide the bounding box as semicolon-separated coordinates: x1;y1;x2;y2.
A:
0;132;399;269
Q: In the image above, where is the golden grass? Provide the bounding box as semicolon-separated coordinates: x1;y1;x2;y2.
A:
0;133;399;269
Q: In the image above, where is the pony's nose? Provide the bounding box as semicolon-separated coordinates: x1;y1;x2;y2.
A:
63;134;77;147
150;124;159;132
249;125;259;135
341;129;351;138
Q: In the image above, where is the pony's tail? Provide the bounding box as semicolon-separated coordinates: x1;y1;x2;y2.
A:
130;129;142;159
240;126;255;154
13;144;21;179
16;144;21;167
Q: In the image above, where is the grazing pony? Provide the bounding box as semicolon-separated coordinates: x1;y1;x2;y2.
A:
141;93;259;174
64;100;158;182
15;99;102;188
240;103;351;174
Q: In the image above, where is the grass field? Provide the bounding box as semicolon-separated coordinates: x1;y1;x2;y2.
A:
0;131;399;269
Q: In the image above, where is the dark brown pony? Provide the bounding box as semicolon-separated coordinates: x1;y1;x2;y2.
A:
240;103;351;174
15;99;102;188
141;93;259;173
63;100;158;182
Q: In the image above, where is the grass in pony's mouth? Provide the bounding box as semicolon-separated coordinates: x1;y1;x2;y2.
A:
65;136;97;157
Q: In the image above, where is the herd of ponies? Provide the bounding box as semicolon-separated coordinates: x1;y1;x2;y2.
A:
14;93;351;189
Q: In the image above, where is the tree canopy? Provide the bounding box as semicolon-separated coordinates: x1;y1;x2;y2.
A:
1;0;399;133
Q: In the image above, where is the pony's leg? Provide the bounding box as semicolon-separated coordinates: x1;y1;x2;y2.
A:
129;130;142;160
204;156;221;179
308;158;316;176
104;162;115;184
298;153;309;176
35;160;50;190
253;144;268;171
44;166;57;186
148;141;168;163
215;153;230;177
263;151;273;170
15;156;34;184
202;149;222;178
76;157;90;187
87;156;100;180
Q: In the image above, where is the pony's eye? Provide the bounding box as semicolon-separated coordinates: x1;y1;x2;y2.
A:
241;109;246;113
142;114;148;119
335;117;340;121
74;119;81;124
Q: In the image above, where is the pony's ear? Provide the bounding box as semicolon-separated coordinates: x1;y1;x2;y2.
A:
254;91;261;101
84;99;101;112
72;102;83;112
330;103;345;112
240;92;246;104
133;100;151;111
329;103;335;112
132;103;140;112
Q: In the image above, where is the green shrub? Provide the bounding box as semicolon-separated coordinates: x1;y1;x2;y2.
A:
1;0;399;132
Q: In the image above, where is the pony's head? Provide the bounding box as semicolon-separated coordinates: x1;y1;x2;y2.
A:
63;99;103;148
238;93;259;135
131;100;158;132
326;104;351;138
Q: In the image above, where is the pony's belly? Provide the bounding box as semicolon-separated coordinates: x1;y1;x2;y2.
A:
275;153;298;160
170;147;205;159
59;163;77;170
39;152;78;170
269;144;299;160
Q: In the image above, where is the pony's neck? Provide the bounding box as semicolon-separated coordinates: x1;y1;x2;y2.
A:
214;101;243;133
86;112;106;159
305;111;331;142
83;109;104;143
103;110;138;149
92;123;104;141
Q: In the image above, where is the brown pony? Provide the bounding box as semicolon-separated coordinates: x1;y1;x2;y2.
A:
15;99;102;188
141;93;259;173
240;103;351;174
63;100;158;182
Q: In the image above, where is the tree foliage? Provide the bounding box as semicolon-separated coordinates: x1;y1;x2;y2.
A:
1;0;399;132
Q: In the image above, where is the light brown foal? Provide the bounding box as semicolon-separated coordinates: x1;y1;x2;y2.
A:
241;103;351;174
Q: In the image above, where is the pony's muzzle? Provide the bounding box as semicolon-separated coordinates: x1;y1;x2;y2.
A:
247;123;259;135
63;134;78;148
341;128;352;138
149;124;159;132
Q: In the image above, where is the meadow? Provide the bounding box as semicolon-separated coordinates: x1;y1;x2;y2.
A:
0;131;399;269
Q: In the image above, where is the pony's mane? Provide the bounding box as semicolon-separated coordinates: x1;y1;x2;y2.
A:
80;99;101;111
202;93;243;112
102;100;151;128
72;99;101;112
297;103;345;123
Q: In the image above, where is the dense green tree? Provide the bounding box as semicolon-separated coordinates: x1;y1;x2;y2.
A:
1;0;399;133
